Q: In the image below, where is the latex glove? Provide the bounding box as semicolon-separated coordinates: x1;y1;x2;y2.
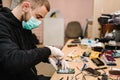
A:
47;46;64;58
49;58;69;70
61;59;70;70
49;58;58;70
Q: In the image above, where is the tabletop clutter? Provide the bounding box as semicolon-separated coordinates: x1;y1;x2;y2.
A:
56;38;120;80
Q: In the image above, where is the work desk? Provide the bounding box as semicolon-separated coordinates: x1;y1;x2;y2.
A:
50;39;120;80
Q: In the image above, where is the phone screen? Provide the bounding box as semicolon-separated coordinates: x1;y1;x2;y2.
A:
57;68;75;74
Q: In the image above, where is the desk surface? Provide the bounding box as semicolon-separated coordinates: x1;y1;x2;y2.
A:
50;39;120;80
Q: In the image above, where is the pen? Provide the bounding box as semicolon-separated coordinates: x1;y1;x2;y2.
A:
56;59;61;65
71;75;74;80
76;66;80;70
67;49;77;57
60;77;64;80
67;76;69;80
81;64;86;71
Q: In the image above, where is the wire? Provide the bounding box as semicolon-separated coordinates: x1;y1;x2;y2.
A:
75;72;82;80
82;73;86;80
101;69;106;74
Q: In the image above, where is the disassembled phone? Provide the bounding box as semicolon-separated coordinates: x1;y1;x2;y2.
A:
57;68;75;74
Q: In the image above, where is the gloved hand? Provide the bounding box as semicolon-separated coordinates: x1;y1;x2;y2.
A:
49;57;69;70
61;59;69;70
49;58;58;70
47;46;64;58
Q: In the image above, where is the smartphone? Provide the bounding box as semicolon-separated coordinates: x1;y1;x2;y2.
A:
91;58;104;66
57;68;75;74
85;67;101;76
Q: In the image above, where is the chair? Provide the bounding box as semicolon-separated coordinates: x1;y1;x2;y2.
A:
65;21;82;42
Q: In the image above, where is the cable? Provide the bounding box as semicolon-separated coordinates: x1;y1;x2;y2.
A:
75;72;82;80
82;73;86;80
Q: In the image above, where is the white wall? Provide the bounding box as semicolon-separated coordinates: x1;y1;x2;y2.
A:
43;18;64;47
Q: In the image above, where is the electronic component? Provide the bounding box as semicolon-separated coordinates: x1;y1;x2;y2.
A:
85;67;101;76
102;55;116;66
67;43;77;47
71;39;81;43
109;70;120;75
94;67;107;70
57;68;75;74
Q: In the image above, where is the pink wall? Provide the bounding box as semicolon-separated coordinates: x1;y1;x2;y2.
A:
48;0;93;28
33;0;93;43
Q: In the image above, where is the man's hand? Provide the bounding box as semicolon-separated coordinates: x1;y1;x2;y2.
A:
47;46;69;70
61;59;69;70
47;46;64;58
49;57;69;70
49;58;58;70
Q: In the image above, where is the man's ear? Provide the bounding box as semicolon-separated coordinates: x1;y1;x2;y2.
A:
21;1;31;12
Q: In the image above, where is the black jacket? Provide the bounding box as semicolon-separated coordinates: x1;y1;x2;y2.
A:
0;7;51;80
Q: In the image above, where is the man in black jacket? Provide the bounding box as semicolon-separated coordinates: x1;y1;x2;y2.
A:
0;0;69;80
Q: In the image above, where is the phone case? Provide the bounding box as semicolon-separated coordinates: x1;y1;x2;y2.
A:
105;55;115;61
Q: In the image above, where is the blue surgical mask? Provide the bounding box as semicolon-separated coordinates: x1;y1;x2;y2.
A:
22;16;42;30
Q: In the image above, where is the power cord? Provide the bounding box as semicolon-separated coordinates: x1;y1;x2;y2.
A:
101;73;108;80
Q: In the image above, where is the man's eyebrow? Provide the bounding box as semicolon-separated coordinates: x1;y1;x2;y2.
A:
40;15;44;18
36;14;44;18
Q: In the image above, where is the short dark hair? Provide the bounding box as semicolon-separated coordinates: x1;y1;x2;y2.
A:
19;0;50;11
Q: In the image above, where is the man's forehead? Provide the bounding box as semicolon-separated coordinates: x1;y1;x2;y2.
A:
33;5;48;18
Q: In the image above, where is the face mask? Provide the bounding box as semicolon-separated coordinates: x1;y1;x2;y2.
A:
22;16;42;30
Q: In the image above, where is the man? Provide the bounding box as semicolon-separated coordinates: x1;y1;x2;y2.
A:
0;0;69;80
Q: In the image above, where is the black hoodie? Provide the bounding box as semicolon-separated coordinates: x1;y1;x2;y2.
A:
0;7;51;80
